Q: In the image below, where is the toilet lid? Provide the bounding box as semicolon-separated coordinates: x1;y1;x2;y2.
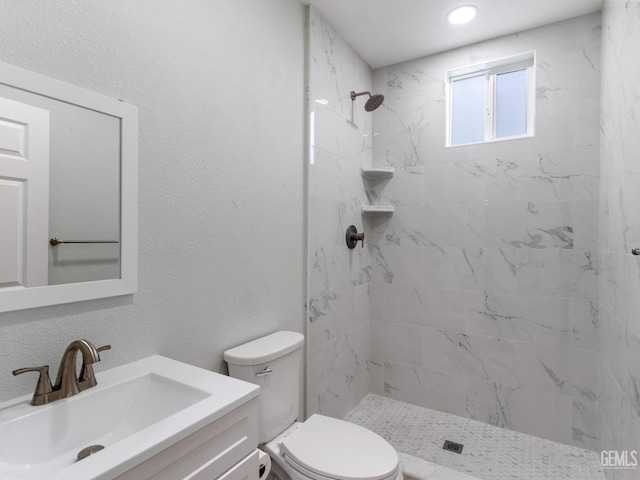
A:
280;415;399;480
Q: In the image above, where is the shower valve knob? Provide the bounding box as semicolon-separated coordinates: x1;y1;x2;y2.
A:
346;225;365;249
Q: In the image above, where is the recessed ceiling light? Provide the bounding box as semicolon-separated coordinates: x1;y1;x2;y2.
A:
447;5;478;25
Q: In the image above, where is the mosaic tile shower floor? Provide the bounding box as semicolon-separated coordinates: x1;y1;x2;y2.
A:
345;394;604;480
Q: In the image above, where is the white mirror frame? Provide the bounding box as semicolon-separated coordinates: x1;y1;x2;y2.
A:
0;60;137;313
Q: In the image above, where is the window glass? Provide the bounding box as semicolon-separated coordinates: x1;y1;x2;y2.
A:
495;69;528;139
450;74;485;146
446;52;534;146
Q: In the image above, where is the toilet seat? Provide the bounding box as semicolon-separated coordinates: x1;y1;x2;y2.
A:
279;415;400;480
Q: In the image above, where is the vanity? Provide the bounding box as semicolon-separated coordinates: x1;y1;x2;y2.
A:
0;355;260;480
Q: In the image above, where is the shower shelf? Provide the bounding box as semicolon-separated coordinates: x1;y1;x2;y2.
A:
361;167;395;179
361;205;394;216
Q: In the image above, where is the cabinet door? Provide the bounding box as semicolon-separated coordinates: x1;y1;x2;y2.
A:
0;96;49;287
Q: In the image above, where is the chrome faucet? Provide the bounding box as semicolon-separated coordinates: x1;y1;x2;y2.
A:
13;340;110;406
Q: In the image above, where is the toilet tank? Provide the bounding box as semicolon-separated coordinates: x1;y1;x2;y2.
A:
223;331;304;444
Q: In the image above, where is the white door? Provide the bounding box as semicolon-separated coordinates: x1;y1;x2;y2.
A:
0;97;49;288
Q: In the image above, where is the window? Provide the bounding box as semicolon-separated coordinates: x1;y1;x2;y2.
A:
446;52;535;147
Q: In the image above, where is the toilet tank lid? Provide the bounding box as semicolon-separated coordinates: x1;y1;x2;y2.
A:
224;331;304;366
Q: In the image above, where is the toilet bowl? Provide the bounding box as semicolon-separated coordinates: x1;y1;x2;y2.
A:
223;332;402;480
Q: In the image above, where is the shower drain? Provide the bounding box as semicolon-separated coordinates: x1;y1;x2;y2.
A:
76;444;105;462
442;440;464;454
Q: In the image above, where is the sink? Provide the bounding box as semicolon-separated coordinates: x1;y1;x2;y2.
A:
0;355;259;480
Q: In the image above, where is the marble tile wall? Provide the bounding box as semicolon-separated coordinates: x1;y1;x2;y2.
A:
369;13;602;450
306;6;373;419
598;2;640;479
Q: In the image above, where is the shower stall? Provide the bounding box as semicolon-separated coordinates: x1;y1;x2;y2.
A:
306;2;639;479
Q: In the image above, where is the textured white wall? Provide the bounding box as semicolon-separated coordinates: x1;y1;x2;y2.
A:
0;0;306;402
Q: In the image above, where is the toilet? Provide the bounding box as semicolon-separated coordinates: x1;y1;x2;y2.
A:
224;331;403;480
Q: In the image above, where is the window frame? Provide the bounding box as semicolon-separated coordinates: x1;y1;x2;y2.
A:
445;51;536;148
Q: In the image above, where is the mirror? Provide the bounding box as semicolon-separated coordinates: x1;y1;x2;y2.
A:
0;60;137;313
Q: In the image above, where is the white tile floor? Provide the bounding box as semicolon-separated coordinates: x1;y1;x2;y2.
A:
345;394;605;480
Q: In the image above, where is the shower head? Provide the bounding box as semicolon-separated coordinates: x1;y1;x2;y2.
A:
365;94;385;111
351;91;385;112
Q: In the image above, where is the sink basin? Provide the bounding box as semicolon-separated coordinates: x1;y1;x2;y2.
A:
0;355;259;480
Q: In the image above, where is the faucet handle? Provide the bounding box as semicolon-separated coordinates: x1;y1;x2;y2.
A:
13;366;53;404
79;345;111;385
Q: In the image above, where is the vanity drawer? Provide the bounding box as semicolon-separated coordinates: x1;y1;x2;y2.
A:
115;397;259;480
215;450;258;480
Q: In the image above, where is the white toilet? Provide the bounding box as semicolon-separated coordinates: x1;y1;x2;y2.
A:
224;331;403;480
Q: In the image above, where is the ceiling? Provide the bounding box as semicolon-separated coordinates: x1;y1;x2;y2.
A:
304;0;604;69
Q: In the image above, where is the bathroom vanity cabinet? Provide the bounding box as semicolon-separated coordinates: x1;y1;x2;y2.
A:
114;398;259;480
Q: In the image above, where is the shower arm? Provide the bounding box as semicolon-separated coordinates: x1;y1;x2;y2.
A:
351;91;372;101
